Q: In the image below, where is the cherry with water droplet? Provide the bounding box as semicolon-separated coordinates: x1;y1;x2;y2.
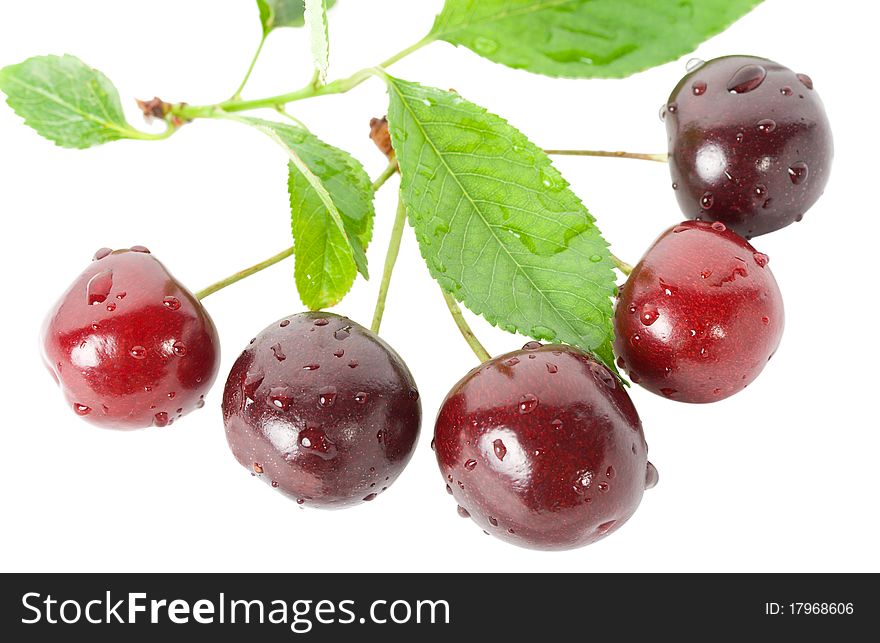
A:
222;312;421;509
665;56;833;237
614;221;784;402
434;344;656;550
42;248;220;429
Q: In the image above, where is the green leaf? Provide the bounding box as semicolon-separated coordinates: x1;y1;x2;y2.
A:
304;0;330;83
257;0;337;35
384;76;617;367
0;54;156;148
242;118;373;310
429;0;762;78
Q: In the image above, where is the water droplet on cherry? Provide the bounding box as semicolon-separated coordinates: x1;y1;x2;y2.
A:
318;386;337;408
268;387;293;410
700;192;715;209
756;119;776;133
640;304;659;326
788;161;809;184
298;427;337;460
518;393;538;414
645;462;660;489
726;64;766;93
86;270;114;305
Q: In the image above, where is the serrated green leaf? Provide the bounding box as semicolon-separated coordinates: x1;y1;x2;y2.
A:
0;54;154;148
257;0;337;35
242;118;373;310
429;0;762;78
304;0;330;83
384;76;616;367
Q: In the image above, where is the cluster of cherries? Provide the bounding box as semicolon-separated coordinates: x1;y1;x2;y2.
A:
42;56;832;550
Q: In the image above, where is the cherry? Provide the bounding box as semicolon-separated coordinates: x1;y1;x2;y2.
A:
665;55;833;238
614;221;784;403
42;247;221;429
222;312;421;509
434;343;655;550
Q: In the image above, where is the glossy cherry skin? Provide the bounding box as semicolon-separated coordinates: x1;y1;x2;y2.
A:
665;55;833;237
222;312;421;509
434;343;656;551
42;247;221;429
614;221;784;403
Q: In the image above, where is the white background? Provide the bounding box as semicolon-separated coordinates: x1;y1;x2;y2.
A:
1;1;876;573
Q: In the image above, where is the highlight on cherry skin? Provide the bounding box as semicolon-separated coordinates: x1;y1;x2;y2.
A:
222;312;421;509
664;55;833;238
41;247;221;429
614;220;784;403
433;342;657;551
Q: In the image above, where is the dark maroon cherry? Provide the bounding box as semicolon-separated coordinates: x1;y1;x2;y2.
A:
434;343;655;551
614;221;784;403
222;312;420;509
42;247;221;429
665;55;833;237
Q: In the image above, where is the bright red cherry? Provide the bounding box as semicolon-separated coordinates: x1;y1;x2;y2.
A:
42;247;221;429
434;343;656;551
222;313;421;509
614;221;784;403
665;55;833;237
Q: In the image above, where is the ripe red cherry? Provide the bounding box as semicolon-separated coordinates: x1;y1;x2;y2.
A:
434;343;656;551
222;313;421;509
665;55;833;238
42;247;221;429
614;221;784;403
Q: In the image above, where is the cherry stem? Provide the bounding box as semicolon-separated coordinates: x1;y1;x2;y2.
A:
612;254;633;276
194;159;399;301
195;246;294;300
229;33;268;101
174;37;431;121
370;196;407;334
441;290;492;363
545;149;668;163
274;106;310;130
371;158;399;191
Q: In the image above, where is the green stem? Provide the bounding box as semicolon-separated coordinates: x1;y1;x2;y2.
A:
274;106;310;130
195;247;294;300
127;123;178;141
371;197;408;334
612;254;633;276
545;149;668;163
230;34;268;101
174;37;432;121
194;161;399;300
371;158;399;192
441;290;492;363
